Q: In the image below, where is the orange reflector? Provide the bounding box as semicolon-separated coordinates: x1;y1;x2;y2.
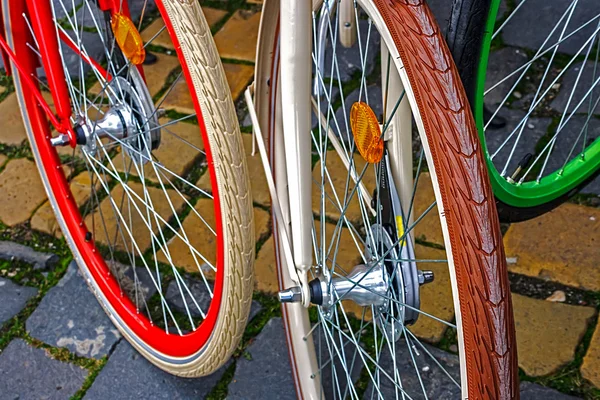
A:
111;13;145;65
350;102;384;163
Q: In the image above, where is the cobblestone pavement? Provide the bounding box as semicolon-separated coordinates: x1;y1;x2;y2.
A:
0;0;599;399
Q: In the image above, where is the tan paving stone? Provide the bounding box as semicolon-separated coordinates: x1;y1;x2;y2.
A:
140;8;228;50
513;293;595;376
0;93;53;146
311;151;376;222
582;325;600;388
84;182;186;252
88;53;180;98
197;133;268;206
222;63;255;100
254;221;362;293
0;94;27;146
0;154;7;167
213;10;261;62
408;246;454;343
31;172;105;237
113;118;204;183
0;159;47;226
156;203;270;275
505;203;600;291
30;202;59;236
158;77;195;115
413;173;444;247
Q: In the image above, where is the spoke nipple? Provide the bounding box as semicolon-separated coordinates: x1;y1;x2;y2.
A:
278;286;303;303
418;270;434;285
156;108;167;118
50;134;70;147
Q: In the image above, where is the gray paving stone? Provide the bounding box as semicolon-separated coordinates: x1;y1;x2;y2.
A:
26;261;121;359
502;0;598;56
228;317;295;400
83;339;229;400
165;277;262;322
541;115;600;194
0;240;59;270
228;317;361;400
75;0;156;29
0;278;37;325
520;382;581;399
485;47;530;106
0;339;88;400
485;108;552;176
550;61;600;115
323;20;380;83
364;342;460;399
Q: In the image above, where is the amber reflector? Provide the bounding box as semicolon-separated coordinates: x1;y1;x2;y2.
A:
350;102;384;163
111;13;146;65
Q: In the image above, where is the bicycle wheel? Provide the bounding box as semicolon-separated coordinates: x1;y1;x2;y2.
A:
255;0;518;398
4;0;253;376
447;0;600;221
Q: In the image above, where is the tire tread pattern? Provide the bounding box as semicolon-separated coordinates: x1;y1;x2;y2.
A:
372;1;519;398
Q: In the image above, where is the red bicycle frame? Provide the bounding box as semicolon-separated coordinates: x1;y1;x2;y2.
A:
0;0;131;145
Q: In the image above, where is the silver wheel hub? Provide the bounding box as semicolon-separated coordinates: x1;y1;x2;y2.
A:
76;69;160;163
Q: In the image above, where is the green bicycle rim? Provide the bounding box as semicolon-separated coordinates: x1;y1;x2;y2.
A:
474;0;600;208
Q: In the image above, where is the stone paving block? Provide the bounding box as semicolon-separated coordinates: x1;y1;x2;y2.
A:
365;341;461;399
551;61;600;115
0;241;59;270
197;133;269;206
30;202;61;237
513;293;595;376
227;318;296;400
26;262;121;358
156;201;270;275
140;8;228;50
83;340;229;400
0;158;48;226
254;221;361;293
165;268;263;321
520;382;581;399
485;109;551;175
413;172;444;247
0;154;6;167
0;339;88;400
485;47;530;106
408;246;454;343
322;20;380;83
504;203;600;291
542;115;600;194
74;0;156;29
502;0;597;56
581;322;600;388
84;181;187;253
31;171;105;237
0;93;35;146
0;278;37;325
213;10;261;62
88;52;180;99
311;150;377;222
222;63;255;101
112;118;205;184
